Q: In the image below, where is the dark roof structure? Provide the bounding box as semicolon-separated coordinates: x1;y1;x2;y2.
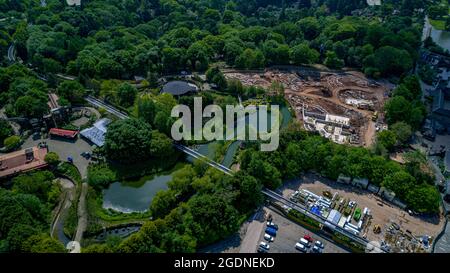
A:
161;81;198;96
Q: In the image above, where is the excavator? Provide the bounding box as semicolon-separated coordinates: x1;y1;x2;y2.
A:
373;224;381;234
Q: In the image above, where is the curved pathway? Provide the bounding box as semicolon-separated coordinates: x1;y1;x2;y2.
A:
50;178;76;246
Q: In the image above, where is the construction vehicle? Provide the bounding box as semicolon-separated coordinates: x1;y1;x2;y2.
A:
372;111;378;121
373;224;381;234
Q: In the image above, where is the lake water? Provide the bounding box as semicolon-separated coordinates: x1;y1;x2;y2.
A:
102;168;181;213
190;105;292;167
424;16;450;51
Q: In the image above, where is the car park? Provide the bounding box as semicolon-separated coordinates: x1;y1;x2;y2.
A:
264;234;274;242
259;242;270;250
295;243;307;252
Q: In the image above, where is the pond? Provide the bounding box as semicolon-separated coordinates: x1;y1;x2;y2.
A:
424;16;450;51
189;105;293;168
102;164;185;213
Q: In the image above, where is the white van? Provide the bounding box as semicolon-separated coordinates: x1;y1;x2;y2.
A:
295;243;306;252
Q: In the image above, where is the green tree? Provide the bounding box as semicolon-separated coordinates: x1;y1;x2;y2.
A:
382;171;415;200
57;81;85;104
12;171;55;202
104;119;153;163
376;130;397;151
3;135;21;151
235;48;265;70
0;120;13;145
290;43;320;65
324;51;344;69
405;185;441;213
21;234;66;253
117;83;137;107
390;122;412;145
44;152;60;167
87;165;116;189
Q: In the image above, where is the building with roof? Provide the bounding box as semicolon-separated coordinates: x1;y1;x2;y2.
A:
161;81;198;96
49;128;78;139
326;209;342;225
0;146;48;178
80;118;111;147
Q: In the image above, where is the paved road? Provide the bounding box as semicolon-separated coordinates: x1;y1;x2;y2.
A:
239;208;267;253
434;219;450;253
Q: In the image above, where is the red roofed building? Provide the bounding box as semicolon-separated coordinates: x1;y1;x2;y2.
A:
49;128;79;139
0;146;48;178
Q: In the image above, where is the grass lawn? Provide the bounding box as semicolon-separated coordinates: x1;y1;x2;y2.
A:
430;19;446;30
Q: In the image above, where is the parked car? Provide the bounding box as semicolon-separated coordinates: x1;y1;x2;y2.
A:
81;152;91;159
299;238;310;247
267;222;279;230
259;242;270;250
264;234;274;242
257;246;268;253
303;234;312;242
265;227;277;237
295;243;307;252
315;240;324;248
312;245;322;253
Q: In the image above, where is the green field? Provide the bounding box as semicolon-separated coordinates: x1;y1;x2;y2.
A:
430;19;446;30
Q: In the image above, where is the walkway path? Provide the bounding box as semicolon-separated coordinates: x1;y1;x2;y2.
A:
434;218;450;253
74;182;88;242
50;178;76;245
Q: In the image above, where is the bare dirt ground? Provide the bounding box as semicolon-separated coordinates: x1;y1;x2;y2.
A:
280;173;444;245
224;69;390;147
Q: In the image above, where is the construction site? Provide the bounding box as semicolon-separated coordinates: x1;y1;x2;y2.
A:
281;173;445;253
224;68;391;146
